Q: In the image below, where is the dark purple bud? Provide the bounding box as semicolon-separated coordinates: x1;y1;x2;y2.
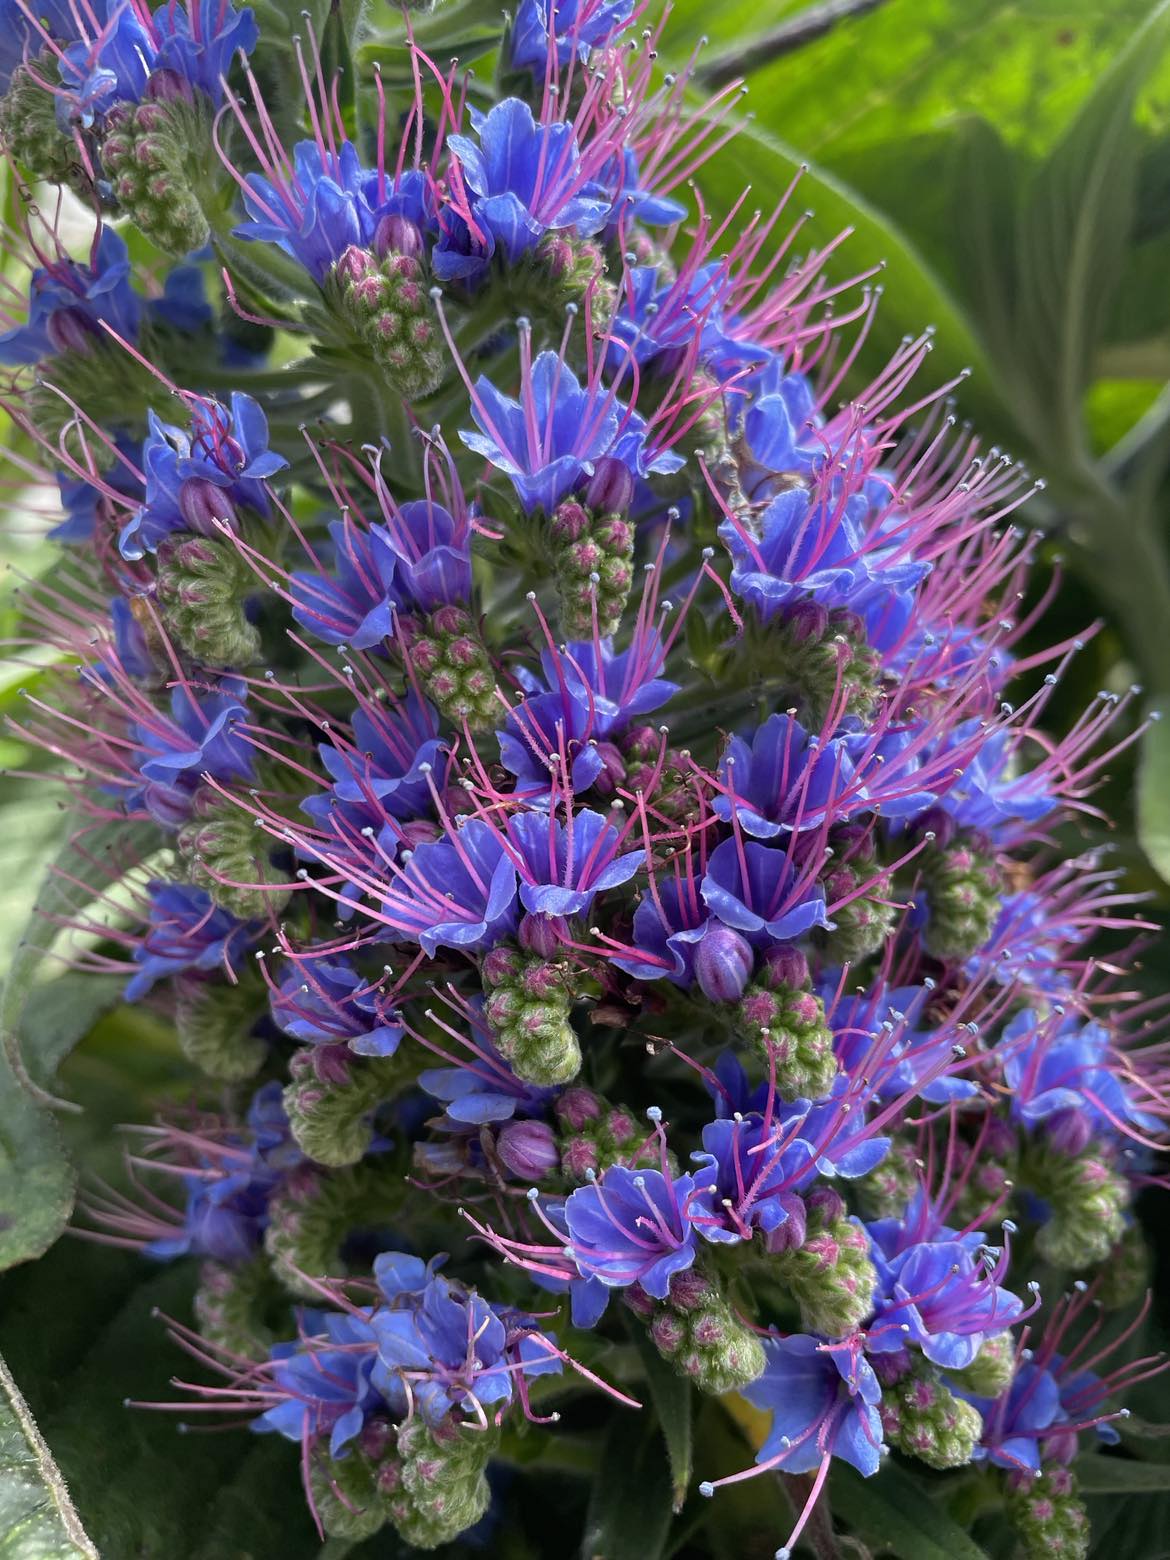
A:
430;603;471;636
518;912;570;958
145;67;195;103
622;1282;655;1319
45;307;97;357
1046;1108;1093;1157
759;944;810;992
585;455;635;517
179;476;236;536
591;741;626;798
398;819;441;849
914;806;957;848
312;1044;354;1086
651;1311;685;1353
496;1119;559;1180
784;598;829;645
805;1185;846;1225
668;1268;713;1311
693;922;753;1003
763;1192;807;1253
373;213;424;261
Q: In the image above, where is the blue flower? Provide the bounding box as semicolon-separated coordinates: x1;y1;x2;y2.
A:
506;808;645;917
152;0;258;104
239;147;430;282
382;817;518;955
0;227;141;366
563;1165;697;1296
60;5;156;123
612;872;713;985
290;517;401;647
701;835;830;947
689;1114;807;1245
270;955;404;1058
120;392;287;559
508;0;634;73
440;100;609;278
498;687;605;796
713;713;859;838
0;0;82;92
1000;1010;1160;1139
962;1362;1064;1475
933;722;1057;835
536;631;678;734
829;983;978;1107
131;677;255;824
381;499;473;612
370;1272;558;1425
867;1235;1023;1371
419;1026;556;1127
742;1334;883;1477
256;1311;386;1456
126;882;257;999
460;351;682;515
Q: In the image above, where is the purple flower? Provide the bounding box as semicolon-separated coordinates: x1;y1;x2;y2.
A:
125;882;257;999
0;228;141;366
536;631;679;735
498;688;605;796
152;0;258;104
691;921;754;1002
290;517;401;646
381;818;518;955
931;722;1057;835
829;983;978;1107
380;498;473;612
270;955;404;1058
563;1165;697;1297
131;677;255;825
303;691;445;832
505;807;645;917
0;0;81;92
700;836;830;947
120;392;287;559
460;351;682;515
508;0;634;74
963;1363;1064;1475
256;1311;387;1457
740;1334;883;1478
60;6;156;123
1000;1010;1160;1140
868;1236;1023;1371
438;100;610;279
418;1024;556;1127
713;713;859;838
689;1114;807;1245
370;1272;558;1425
613;872;713;985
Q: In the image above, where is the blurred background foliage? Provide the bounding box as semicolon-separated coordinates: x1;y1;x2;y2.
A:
6;1;1170;1556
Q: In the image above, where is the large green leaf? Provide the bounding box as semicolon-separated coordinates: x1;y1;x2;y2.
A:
0;1352;96;1559
1075;1453;1170;1493
1138;713;1170;885
828;1461;989;1559
0;1059;74;1274
581;1412;675;1560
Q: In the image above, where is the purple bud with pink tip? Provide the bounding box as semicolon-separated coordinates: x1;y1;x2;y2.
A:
693;922;753;1003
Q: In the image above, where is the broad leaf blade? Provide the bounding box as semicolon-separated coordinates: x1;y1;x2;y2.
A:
829;1461;989;1559
1138;714;1170;885
1075;1454;1170;1493
0;1351;96;1558
581;1412;674;1560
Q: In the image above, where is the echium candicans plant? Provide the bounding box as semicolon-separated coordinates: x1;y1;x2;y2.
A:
2;0;1169;1552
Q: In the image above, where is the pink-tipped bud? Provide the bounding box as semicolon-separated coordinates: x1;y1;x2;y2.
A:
495;1119;560;1180
178;476;235;536
45;307;97;357
374;213;424;261
585;456;635;517
335;244;377;285
668;1269;713;1311
145;67;195;104
519;913;570;958
561;1135;600;1179
591;741;626;798
763;1192;808;1253
549;499;590;543
693;922;753;1003
1046;1109;1093;1157
784;599;829;645
555;1086;602;1129
759;944;811;992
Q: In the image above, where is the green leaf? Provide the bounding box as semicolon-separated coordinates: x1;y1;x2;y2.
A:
628;1325;693;1512
689;114;1000;407
1138;714;1170;884
1075;1454;1170;1493
0;1351;96;1558
1;811;162;1109
829;1461;989;1560
0;1060;74;1273
581;1412;674;1560
1011;0;1170;458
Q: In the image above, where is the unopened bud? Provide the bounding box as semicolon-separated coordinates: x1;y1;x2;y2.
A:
495;1119;560;1180
585;455;635;517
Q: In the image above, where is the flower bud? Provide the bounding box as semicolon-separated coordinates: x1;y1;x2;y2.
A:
174;970;268;1081
518;912;570;958
374;213;424;260
1004;1467;1090;1560
45;306;97;357
1045;1108;1092;1157
759;944;810;992
144;67;196;103
585;455;635;517
283;1048;408;1167
495;1119;559;1180
693;921;753;1003
555;1086;602;1130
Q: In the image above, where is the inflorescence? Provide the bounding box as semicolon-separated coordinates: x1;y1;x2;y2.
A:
2;0;1166;1552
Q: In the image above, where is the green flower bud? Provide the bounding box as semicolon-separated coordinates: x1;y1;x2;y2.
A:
857;1137;921;1219
193;1254;279;1361
309;1442;391;1540
388;1418;498;1549
737;981;837;1099
628;1265;765;1396
283;1048;410;1167
1004;1466;1090;1560
1080;1221;1149;1309
919;836;1002;961
532;232;615;328
156;532;263;668
178;787;291;921
264;1160;403;1298
174;968;268;1080
948;1330;1016;1398
327;243;443;398
817;861;897;965
405;606;497;730
772;1190;878;1337
881;1366;983;1470
481;947;581;1086
0;57;78;185
1025;1142;1129;1269
101;97;214;256
548;494;635;639
746;602;881;726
